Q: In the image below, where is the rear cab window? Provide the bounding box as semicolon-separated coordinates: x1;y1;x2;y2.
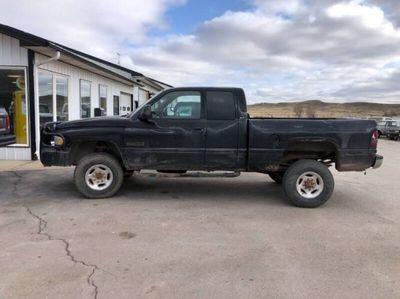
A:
206;91;236;120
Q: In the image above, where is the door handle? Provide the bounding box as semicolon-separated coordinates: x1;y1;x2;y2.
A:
192;128;205;132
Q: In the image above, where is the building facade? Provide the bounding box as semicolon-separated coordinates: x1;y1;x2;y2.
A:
0;24;170;160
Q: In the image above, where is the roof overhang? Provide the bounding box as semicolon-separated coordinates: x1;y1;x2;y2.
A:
29;46;135;86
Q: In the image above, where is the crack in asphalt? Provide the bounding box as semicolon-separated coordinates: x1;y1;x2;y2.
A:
12;170;23;197
26;207;100;299
11;171;101;299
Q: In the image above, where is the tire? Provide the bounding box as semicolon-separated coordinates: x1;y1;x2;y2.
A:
74;153;124;199
282;159;334;208
268;171;285;184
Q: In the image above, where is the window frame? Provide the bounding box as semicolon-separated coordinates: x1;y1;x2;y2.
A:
98;84;108;114
0;66;29;147
55;74;69;122
79;79;92;118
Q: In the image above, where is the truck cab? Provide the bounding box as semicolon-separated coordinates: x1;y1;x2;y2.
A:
124;87;247;171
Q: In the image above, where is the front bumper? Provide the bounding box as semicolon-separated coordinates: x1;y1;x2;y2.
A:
372;155;383;169
40;146;71;166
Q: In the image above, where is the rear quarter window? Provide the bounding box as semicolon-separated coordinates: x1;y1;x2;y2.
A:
206;91;236;120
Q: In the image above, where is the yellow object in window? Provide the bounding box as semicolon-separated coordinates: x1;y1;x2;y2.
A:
13;90;27;144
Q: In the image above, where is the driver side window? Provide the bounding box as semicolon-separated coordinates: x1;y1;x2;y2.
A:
151;91;201;119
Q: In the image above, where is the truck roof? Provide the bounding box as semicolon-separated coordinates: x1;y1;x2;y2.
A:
166;86;245;92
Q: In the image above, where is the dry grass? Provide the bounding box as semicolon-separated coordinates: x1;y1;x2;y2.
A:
248;100;400;118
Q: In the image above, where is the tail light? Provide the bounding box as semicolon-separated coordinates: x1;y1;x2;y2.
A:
370;129;379;148
5;115;10;133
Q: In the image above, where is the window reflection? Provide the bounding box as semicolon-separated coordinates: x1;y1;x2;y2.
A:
99;85;107;115
39;72;53;126
57;77;68;121
80;80;91;118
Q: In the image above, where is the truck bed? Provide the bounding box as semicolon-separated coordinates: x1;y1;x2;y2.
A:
247;118;378;172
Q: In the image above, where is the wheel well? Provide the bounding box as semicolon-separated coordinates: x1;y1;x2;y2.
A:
70;141;125;168
279;141;338;169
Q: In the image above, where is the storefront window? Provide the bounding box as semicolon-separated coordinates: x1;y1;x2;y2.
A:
39;71;69;125
57;77;68;121
80;80;91;118
99;85;107;115
39;72;53;126
0;68;28;145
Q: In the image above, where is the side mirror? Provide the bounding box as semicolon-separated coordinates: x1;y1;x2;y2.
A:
139;105;153;121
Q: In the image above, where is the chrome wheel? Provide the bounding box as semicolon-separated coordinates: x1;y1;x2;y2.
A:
85;164;114;191
296;171;324;199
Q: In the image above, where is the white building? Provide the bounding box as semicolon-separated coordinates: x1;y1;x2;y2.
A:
0;24;170;160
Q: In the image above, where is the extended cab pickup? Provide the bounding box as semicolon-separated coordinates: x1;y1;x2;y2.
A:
41;87;383;207
0;107;16;147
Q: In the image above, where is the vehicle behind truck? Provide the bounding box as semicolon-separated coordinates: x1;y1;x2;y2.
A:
386;120;400;140
41;87;383;208
0;107;16;147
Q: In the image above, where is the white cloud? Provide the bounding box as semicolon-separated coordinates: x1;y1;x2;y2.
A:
327;1;397;35
0;0;185;60
128;1;400;103
1;0;400;103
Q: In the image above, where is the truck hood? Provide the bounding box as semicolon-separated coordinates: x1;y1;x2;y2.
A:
54;116;130;130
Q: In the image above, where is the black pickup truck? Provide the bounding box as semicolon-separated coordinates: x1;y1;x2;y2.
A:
0;107;16;147
41;87;383;208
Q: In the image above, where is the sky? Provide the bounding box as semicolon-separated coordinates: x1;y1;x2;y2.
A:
1;0;400;104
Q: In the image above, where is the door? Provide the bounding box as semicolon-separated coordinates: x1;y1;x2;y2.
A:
120;92;132;115
205;90;239;170
125;90;206;170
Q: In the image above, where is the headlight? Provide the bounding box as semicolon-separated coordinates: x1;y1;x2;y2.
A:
52;135;65;146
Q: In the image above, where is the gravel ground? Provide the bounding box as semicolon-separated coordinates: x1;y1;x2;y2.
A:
0;139;399;299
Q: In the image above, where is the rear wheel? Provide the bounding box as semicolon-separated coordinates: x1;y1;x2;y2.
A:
74;153;124;199
282;160;334;208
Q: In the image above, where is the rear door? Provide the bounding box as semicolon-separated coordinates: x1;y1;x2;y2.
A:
205;90;239;170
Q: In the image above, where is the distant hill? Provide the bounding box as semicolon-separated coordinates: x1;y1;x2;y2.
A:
248;100;400;118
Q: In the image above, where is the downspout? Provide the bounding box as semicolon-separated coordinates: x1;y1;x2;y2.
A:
34;51;61;160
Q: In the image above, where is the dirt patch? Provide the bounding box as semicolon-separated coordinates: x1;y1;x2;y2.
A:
119;231;136;239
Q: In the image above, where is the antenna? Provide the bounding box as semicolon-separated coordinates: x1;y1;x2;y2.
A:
116;52;121;65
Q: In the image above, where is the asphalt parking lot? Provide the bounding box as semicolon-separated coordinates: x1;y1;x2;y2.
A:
0;139;399;299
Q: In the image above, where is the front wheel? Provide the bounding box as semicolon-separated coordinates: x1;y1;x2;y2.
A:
74;153;124;199
282;160;334;208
